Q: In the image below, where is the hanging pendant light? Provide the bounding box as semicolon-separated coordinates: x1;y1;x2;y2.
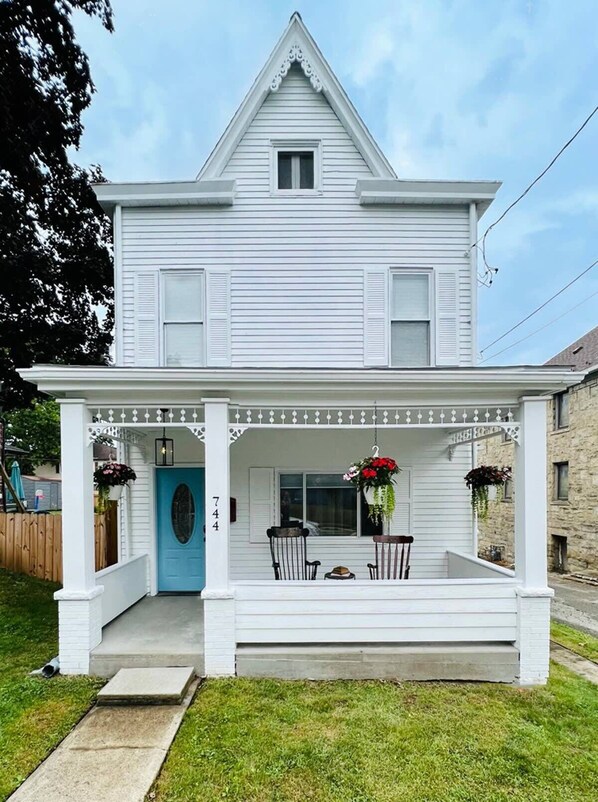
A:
155;408;175;466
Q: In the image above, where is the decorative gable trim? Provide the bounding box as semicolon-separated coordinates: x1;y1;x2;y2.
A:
198;13;396;180
270;44;323;92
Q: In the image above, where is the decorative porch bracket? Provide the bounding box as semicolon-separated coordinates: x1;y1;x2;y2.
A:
187;425;248;447
86;423;147;457
447;424;521;461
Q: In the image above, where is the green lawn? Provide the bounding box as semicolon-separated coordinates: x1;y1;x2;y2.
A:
551;621;598;663
151;669;598;802
0;569;102;802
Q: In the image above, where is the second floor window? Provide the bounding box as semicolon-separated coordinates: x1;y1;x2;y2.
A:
390;272;432;367
555;391;569;429
554;462;569;501
162;271;204;367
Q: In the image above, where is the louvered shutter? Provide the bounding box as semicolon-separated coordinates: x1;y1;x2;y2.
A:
364;268;388;366
206;270;231;366
390;468;412;534
134;272;159;366
435;269;459;366
249;468;274;543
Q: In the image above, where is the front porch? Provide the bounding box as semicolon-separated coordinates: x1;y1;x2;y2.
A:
19;365;582;684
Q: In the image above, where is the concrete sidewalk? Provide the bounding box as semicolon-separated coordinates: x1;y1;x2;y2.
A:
550;643;598;684
8;680;199;802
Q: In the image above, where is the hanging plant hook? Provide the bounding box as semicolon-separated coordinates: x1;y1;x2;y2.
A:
372;401;380;458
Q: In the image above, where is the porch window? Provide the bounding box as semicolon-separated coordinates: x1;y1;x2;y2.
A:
279;472;381;537
390;272;432;367
162;271;204;366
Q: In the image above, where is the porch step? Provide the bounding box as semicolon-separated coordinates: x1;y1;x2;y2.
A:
236;643;519;683
97;666;196;705
90;652;204;679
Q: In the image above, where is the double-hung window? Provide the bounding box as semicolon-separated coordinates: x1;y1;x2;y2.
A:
272;141;320;193
554;462;569;501
390;271;432;367
162;271;204;367
555;391;569;429
278;472;381;538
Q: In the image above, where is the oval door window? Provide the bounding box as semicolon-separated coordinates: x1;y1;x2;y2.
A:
171;484;195;544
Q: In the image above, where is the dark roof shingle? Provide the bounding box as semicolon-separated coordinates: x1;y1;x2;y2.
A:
545;324;598;370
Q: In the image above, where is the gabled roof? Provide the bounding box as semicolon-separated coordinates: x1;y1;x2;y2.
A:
197;12;396;180
545;324;598;371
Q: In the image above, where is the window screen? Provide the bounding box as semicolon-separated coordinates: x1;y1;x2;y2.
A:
162;272;204;367
390;273;431;366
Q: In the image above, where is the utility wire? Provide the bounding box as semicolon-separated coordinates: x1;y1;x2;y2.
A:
480;287;598;364
472;103;598;283
480;257;598;353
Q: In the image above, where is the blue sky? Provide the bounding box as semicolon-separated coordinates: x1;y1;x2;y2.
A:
73;0;598;365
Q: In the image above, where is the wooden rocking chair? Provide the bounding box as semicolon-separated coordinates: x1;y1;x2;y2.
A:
368;535;413;580
267;526;321;580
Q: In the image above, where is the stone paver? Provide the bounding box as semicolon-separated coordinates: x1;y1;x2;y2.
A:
550;642;598;684
98;665;195;705
8;680;199;802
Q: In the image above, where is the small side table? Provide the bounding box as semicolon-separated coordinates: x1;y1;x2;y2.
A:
325;569;356;580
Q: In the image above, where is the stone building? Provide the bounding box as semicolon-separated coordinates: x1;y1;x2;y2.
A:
478;325;598;576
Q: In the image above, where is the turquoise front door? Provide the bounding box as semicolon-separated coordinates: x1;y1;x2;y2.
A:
157;468;205;592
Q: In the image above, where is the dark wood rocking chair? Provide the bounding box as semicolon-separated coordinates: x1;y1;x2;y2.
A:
267;526;321;580
368;535;414;580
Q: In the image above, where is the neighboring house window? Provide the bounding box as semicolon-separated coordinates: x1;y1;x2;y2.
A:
278;472;381;538
162;271;204;366
554;462;569;501
503;478;513;501
271;141;320;192
390;271;432;367
555;391;569;429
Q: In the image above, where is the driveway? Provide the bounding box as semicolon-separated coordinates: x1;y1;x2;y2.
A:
549;573;598;637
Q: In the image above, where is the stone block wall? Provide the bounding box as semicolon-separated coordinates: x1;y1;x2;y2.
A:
478;373;598;576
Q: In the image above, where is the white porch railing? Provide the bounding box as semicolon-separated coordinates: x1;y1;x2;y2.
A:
234;576;518;645
96;554;148;627
446;550;515;579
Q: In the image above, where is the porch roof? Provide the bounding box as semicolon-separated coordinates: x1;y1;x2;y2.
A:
20;365;583;407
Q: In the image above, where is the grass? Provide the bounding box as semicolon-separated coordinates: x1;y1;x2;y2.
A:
551;621;598;663
0;569;102;801
151;671;598;802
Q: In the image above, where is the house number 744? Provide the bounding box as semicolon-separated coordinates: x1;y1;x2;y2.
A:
212;496;220;531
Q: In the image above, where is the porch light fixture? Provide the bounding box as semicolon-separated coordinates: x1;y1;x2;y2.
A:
155;409;175;466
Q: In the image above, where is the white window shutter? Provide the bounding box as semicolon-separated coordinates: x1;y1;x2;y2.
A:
390;468;412;534
435;269;459;366
249;468;274;544
364;268;388;366
206;271;231;366
134;272;159;366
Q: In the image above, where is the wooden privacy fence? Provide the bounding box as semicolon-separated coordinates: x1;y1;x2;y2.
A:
0;505;118;583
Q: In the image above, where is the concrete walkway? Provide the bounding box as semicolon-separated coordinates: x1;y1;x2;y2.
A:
549;573;598;637
550;643;598;684
8;680;199;802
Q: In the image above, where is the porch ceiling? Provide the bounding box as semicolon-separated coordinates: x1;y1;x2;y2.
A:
19;365;583;408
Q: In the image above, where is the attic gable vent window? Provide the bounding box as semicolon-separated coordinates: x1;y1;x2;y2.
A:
272;141;320;194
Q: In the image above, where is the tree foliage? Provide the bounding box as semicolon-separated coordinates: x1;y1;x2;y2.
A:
0;0;114;410
4;399;60;472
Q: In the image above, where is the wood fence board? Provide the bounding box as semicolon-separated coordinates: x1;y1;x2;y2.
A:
0;512;115;583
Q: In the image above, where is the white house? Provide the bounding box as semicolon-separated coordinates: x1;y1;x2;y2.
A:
21;14;581;684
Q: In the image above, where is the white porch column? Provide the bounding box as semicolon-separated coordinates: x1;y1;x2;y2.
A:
202;397;235;676
514;396;553;685
54;400;103;674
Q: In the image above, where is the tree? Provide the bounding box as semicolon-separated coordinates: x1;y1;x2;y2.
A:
0;0;114;410
3;399;60;473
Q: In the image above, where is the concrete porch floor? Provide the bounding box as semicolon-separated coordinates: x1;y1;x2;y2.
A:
90;596;204;678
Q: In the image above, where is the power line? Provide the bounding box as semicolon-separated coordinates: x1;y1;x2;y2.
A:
472;103;598;284
480;287;598;364
480;257;598;353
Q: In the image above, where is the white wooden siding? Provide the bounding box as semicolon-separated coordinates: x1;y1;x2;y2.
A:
118;65;473;368
235;582;518;643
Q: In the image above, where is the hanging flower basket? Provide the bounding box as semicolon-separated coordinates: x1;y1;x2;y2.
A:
93;462;137;511
464;465;511;521
344;456;401;524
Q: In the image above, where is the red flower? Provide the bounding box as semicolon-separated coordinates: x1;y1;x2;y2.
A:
362;468;377;479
